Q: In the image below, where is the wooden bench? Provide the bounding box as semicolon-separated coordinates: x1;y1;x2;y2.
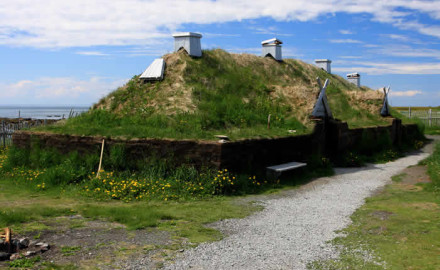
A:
266;161;307;180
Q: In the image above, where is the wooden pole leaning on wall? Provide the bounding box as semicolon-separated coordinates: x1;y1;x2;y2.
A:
96;139;105;178
267;114;271;129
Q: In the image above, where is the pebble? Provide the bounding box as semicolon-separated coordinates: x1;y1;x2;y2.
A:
25;250;37;257
41;243;50;253
9;253;21;261
19;238;30;249
161;150;429;270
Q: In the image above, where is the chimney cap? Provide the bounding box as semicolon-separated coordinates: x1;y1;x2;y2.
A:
261;38;283;45
315;59;332;63
347;72;360;78
172;32;202;38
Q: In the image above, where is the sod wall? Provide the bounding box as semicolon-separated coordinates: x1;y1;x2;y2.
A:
12;119;420;172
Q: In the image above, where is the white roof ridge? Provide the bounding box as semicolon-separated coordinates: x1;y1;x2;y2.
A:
261;38;283;45
172;32;202;38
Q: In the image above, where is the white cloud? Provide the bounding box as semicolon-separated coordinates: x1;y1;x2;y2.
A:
1;1;440;48
76;51;109;56
329;39;363;44
224;47;261;54
380;34;410;42
249;26;293;37
339;30;354;35
339;55;363;59
363;44;380;48
390;90;422;97
333;61;440;75
204;33;241;38
0;77;127;105
373;45;440;59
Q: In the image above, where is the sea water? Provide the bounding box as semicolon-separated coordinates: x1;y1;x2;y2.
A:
0;105;89;119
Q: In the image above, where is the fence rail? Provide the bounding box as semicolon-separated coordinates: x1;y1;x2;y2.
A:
0;108;85;149
399;108;440;127
0;119;52;148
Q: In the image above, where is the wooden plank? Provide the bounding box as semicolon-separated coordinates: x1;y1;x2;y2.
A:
267;162;307;172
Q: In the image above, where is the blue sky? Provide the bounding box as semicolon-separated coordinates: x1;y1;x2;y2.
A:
1;1;440;107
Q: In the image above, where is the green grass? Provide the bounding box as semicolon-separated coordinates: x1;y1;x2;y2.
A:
391;173;406;183
36;49;388;140
61;246;82;256
8;256;41;268
394;106;440;112
1;145;335;202
0;144;326;245
426;142;440;189
308;142;440;270
0;171;258;243
425;126;440;135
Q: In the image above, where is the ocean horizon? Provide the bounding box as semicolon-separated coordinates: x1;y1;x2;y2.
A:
0;105;89;119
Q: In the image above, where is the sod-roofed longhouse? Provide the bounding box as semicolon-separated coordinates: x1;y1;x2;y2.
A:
76;47;387;141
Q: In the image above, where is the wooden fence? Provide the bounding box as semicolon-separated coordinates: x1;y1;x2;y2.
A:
1;120;50;148
0;108;85;149
399;108;440;127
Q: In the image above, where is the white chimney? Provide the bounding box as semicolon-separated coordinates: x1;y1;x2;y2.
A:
346;73;360;87
172;32;202;57
261;38;282;61
315;59;332;74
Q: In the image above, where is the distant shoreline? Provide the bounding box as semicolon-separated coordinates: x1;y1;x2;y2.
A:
0;106;89;120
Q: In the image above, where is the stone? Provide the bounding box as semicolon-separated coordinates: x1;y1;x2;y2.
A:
9;253;21;261
25;250;37;257
0;252;10;261
19;238;30;249
40;243;50;252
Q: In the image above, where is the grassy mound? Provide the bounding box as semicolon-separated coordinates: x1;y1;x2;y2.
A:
40;49;387;140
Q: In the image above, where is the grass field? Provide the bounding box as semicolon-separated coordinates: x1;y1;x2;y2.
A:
309;142;440;270
393;106;440;134
0;177;258;244
0;144;325;268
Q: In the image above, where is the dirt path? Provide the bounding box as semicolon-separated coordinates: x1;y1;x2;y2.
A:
160;142;435;270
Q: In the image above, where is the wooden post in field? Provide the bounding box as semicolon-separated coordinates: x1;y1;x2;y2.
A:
429;109;432;127
1;121;4;148
267;114;271;129
408;107;411;118
96;139;105;178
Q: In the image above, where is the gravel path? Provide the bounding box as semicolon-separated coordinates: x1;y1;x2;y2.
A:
162;145;432;270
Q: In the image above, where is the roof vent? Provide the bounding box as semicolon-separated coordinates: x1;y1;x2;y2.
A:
315;59;332;74
172;32;202;57
140;58;166;82
261;38;282;61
